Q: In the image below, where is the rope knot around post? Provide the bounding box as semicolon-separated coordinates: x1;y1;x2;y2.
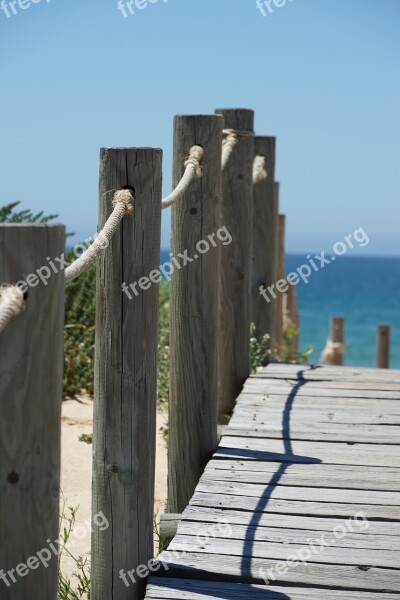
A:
161;145;205;209
183;145;204;178
65;188;134;283
253;155;268;184
112;189;134;214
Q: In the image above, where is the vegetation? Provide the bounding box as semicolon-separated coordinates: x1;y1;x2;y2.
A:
58;505;91;600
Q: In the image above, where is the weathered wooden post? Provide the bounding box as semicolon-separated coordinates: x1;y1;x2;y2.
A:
276;211;286;347
251;136;277;348
215;108;254;422
322;316;345;366
168;114;223;514
0;224;65;600
377;324;390;369
91;148;162;600
284;283;299;352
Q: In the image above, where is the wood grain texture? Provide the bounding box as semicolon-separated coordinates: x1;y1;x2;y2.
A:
0;224;65;600
154;551;400;591
145;363;400;598
146;577;400;599
168;115;223;513
204;460;400;490
215;108;254;422
91;148;162;600
250;136;277;346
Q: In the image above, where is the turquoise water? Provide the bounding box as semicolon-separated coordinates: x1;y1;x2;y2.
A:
160;250;400;369
286;254;400;368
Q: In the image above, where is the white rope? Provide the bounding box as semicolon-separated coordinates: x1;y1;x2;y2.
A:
162;146;204;209
320;339;345;364
65;189;134;283
0;285;25;333
253;155;267;184
221;128;255;172
221;130;238;171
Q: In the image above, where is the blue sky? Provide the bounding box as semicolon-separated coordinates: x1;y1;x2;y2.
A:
1;0;399;255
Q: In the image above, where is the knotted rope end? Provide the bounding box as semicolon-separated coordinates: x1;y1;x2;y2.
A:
112;189;134;214
184;145;204;178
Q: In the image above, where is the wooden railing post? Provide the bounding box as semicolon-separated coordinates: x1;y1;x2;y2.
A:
168;114;223;514
276;211;286;347
0;224;65;600
91;148;162;600
251;136;277;348
215;108;254;422
322;316;345;366
377;324;390;368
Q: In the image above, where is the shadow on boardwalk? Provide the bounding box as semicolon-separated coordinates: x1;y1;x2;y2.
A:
150;367;323;598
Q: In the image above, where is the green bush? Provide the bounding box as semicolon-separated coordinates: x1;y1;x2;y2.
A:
63;248;96;397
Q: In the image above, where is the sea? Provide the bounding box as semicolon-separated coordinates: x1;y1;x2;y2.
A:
160;250;400;369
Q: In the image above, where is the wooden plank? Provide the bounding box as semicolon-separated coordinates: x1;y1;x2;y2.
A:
218;436;400;467
251;376;400;391
258;364;400;383
168;114;222;513
146;578;400;599
190;491;399;519
203;460;400;491
225;422;400;444
91;147;162;600
155;551;400;591
231;404;400;425
196;479;400;506
243;381;400;399
275;212;285;346
169;534;400;568
236;394;400;411
181;506;400;536
0;223;65;600
216;108;254;422
176;520;400;550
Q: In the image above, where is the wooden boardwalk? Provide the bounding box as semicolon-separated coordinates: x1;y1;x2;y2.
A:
146;363;400;599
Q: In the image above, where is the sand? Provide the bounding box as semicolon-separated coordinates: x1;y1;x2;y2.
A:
60;397;168;585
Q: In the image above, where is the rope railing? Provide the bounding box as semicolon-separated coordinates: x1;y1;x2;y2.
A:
221;130;238;171
253;155;267;184
221;128;255;172
64;189;134;283
0;285;25;333
161;145;204;209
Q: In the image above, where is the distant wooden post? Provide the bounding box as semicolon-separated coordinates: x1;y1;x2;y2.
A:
276;212;286;347
215;108;254;422
91;148;162;600
0;224;65;600
168;114;223;513
251;136;277;348
284;283;299;353
322;316;345;366
376;325;390;369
